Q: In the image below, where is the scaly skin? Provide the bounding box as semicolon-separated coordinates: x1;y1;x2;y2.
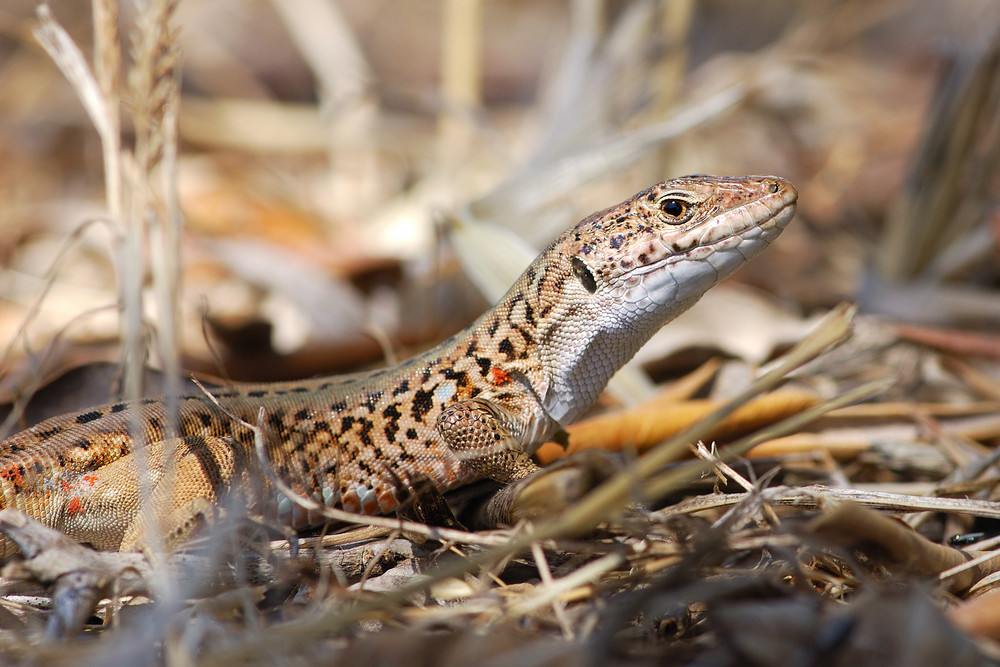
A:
0;175;797;556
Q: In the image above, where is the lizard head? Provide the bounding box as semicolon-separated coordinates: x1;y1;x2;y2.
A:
531;174;798;423
566;174;796;312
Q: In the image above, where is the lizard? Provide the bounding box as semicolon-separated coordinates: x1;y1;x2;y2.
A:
0;174;797;558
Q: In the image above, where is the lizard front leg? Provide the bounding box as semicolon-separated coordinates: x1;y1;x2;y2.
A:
437;398;541;484
438;398;614;528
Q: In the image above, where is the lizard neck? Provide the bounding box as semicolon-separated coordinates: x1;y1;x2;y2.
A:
504;255;706;426
463;252;673;427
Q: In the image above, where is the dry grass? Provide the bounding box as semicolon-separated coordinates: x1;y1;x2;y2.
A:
1;1;1000;664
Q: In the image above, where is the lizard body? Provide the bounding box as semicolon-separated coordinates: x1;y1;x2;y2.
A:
0;175;797;556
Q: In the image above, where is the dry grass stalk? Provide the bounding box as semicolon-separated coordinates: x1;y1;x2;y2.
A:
0;220;116;439
128;0;179;174
91;0;121;221
438;0;483;152
663;483;1000;522
32;0;185;567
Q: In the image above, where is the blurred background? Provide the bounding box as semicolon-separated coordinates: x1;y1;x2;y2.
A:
2;3;1000;660
0;0;997;393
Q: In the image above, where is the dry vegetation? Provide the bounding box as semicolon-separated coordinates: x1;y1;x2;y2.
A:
1;0;1000;664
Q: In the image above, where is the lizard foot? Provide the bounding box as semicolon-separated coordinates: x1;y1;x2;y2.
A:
473;451;621;529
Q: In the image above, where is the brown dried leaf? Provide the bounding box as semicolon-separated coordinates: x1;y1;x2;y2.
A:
536;389;819;465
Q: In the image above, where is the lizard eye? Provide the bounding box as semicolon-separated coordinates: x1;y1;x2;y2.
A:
571;256;598;294
658;198;693;224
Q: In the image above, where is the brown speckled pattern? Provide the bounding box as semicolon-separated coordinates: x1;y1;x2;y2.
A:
0;175;797;555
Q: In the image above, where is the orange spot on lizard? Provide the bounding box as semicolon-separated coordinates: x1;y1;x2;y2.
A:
66;497;83;515
0;465;23;487
490;367;510;385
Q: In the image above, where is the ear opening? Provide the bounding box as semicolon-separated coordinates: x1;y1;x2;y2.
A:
571;256;597;294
